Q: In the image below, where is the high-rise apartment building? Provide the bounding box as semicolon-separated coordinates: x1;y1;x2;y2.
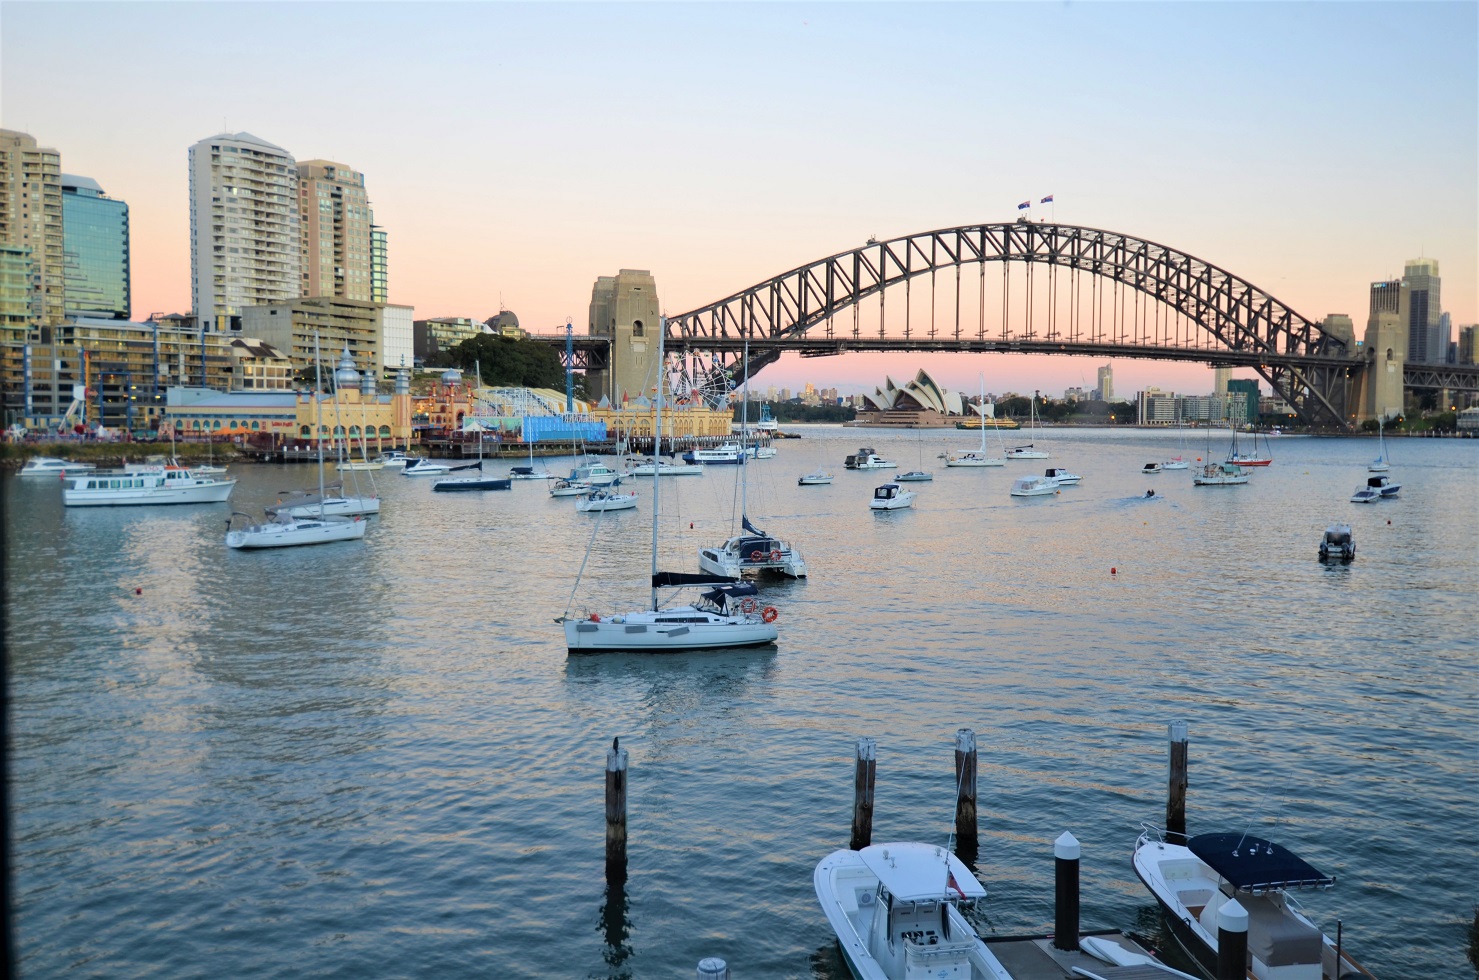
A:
297;160;372;301
189;132;300;330
1096;364;1113;402
1400;259;1442;364
61;174;130;319
0;129;65;326
1459;325;1477;366
370;224;388;304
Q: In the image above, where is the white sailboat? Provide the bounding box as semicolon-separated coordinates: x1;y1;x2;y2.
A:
227;336;367;549
946;376;1006;467
1162;408;1190;470
1005;391;1049;459
561;318;780;652
1368;417;1391;472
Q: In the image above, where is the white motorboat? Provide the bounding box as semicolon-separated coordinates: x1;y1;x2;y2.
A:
683;443;747;465
699;516;807;579
895;470;932;482
20;456;96;477
1192;462;1249;486
1134;826;1374;980
1349;485;1379;504
846;447;897;470
798;470;834;486
755;404;780;432
374;450;419;469
64;466;237;507
1142;462;1164;474
947;377;1007;467
549;479;594;497
569;460;624;485
561;319;779;653
627;456;703;476
226;512;367;549
1319;524;1356;561
1369;417;1391;472
870;483;915;510
401;457;451;477
575;488;639;512
1009;476;1058;497
814;842;1011;980
1363;474;1400;499
1043;467;1080;485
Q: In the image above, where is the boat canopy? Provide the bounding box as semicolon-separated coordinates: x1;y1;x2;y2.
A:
858;842;987;903
651;571;739;589
1188;833;1335;892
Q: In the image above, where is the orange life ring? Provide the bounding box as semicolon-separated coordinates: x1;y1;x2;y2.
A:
761;606;778;623
750;549;764;562
740;597;757;613
770;549;782;562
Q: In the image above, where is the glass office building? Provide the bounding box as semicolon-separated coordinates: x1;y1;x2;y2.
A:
62;174;130;319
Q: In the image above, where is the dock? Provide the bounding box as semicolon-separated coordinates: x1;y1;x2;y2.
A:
984;931;1188;979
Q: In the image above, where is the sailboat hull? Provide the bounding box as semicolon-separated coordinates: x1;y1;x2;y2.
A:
565;610;777;652
226;516;367;549
945;454;1004;467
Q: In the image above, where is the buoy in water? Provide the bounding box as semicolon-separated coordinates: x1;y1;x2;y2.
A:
135;587;142;595
1111;567;1117;575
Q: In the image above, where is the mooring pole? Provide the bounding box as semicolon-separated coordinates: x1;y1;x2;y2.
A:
850;737;876;851
1216;899;1248;980
696;957;731;979
1166;720;1189;844
954;729;978;851
1053;831;1081;951
606;737;628;868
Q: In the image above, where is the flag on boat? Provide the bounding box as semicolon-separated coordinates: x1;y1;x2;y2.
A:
1040;194;1054;204
1017;200;1030;210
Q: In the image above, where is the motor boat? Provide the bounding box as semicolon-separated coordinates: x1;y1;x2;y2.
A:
895;470;933;482
549;479;595;498
1363;474;1400;499
63;466;237;507
699;519;807;579
374;450;420;469
568;461;624;485
1043;467;1080;485
1319;524;1355;561
1192;462;1249;486
432;474;512;492
574;488;639;513
755;404;780;432
1009;476;1058;497
846;448;897;470
20;456;96;477
1142;462;1163;474
1349;484;1380;504
814;842;1012;980
1134;826;1373;980
226;512;367;549
870;483;915;510
401;457;452;477
683;443;746;465
798;470;834;486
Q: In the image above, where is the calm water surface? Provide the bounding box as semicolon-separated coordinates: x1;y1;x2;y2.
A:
6;427;1477;978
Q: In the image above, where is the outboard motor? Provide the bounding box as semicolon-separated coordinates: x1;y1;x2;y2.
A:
1319;524;1355;561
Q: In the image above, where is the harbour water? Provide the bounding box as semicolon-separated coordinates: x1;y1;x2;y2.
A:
6;428;1476;978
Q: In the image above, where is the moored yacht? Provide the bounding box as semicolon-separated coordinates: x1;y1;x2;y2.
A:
226;512;366;549
869;483;915;510
63;466;236;507
683;443;747;465
846;447;897;470
574;487;639;512
798;469;834;486
1043;467;1080;485
1319;524;1356;561
698;517;807;579
1192;462;1249;486
20;456;96;478
1009;476;1057;497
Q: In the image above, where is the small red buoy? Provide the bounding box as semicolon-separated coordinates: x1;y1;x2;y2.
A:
689;522;694;529
1110;567;1117;575
135;587;142;595
1387;519;1391;525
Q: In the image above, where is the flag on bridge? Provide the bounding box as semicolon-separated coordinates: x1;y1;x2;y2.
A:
1040;194;1054;204
1017;200;1030;210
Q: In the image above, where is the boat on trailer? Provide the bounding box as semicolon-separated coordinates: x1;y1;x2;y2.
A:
1134;826;1376;980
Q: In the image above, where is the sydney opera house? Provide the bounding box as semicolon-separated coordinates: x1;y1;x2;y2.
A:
850;370;974;427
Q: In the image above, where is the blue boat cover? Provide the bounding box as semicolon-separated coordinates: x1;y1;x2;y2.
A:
1188;833;1334;891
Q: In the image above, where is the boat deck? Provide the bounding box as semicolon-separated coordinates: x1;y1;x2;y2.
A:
982;932;1179;979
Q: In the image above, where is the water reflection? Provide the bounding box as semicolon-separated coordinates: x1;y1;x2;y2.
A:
596;860;634;979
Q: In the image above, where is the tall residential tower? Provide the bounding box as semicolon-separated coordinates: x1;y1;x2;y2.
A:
189;132;300;329
0;129;65;326
61;174;130;319
297;160;372;301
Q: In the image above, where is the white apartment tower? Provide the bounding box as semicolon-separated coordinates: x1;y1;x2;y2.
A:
0;129;65;325
297;160;372;301
189;132;300;330
1096;363;1114;402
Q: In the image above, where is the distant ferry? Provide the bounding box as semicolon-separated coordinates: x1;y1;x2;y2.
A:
954;417;1020;430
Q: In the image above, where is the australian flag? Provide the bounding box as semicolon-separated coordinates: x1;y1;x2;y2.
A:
1040;195;1054;204
1017;200;1031;210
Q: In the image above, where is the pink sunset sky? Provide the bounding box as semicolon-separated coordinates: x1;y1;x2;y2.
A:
4;2;1474;399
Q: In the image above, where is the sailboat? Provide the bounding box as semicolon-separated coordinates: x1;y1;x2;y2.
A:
1368;417;1391;472
227;335;368;549
1227;423;1273;467
1162;407;1190;470
697;328;808;578
510;436;555;480
945;376;1005;467
1005;392;1049;459
433;426;509;492
895;428;933;482
561;318;780;652
267;348;381;517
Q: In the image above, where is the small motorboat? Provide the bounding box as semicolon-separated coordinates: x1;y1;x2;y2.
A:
575;488;639;513
1009;476;1057;497
1363;474;1400;499
1142;462;1163;474
1319;524;1355;561
869;483;915;510
895;470;933;482
846;448;897;470
20;456;96;477
374;450;420;469
1134;826;1373;980
1350;484;1380;504
798;470;834;486
401;457;451;477
1043;467;1080;485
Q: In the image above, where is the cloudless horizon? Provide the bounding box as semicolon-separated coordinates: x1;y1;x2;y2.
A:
4;1;1475;398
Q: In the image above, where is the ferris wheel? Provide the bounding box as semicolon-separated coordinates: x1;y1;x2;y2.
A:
668;350;737;409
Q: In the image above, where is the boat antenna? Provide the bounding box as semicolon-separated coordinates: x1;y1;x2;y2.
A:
650;316;666;612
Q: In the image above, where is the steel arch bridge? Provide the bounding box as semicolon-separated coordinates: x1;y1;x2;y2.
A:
663;221;1365;430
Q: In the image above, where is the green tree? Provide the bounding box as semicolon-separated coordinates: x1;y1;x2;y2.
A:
442;334;566;389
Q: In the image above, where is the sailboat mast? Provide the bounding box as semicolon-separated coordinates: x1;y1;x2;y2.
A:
651;317;665;612
314;332;325;518
740;327;749;520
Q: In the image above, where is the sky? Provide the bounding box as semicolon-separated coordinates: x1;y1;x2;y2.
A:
3;1;1475;399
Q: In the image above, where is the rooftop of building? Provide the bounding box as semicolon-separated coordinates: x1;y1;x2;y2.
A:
195;132;291;154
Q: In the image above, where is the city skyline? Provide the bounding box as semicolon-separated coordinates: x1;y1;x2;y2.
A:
3;1;1474;396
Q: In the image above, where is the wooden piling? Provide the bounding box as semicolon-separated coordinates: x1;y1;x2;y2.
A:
954;729;978;850
850;737;876;851
1166;720;1189;844
606;737;628;867
1053;831;1081;951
